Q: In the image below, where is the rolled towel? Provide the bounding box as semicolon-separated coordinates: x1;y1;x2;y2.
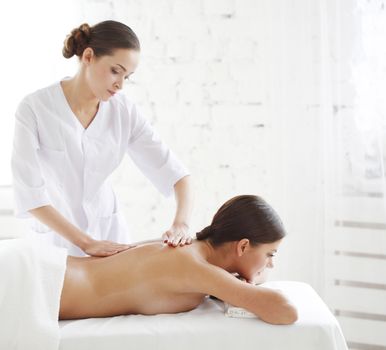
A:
224;303;257;318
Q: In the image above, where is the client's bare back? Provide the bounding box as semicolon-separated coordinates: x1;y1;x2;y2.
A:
59;241;207;319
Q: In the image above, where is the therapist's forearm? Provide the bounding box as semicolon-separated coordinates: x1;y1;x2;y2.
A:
173;175;194;227
28;205;91;249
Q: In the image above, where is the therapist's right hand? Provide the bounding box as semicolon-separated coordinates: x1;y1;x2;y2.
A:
82;238;135;257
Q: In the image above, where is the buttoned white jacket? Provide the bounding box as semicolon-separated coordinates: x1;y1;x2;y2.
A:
11;79;189;256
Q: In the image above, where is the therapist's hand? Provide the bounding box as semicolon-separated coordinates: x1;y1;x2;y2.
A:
162;222;192;247
82;238;135;257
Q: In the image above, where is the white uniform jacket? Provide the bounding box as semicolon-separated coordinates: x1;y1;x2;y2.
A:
11;79;190;256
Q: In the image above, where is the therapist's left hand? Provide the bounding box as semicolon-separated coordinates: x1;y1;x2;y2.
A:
162;222;192;247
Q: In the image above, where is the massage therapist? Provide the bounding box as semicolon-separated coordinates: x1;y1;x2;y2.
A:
11;20;193;257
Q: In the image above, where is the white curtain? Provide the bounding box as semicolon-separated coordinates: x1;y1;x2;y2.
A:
321;0;386;348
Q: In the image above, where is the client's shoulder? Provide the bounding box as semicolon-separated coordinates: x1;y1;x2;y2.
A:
170;247;231;293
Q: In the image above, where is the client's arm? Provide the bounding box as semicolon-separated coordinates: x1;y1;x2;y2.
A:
192;263;298;325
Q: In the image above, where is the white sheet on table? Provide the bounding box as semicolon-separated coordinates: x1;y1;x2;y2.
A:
59;281;348;350
0;238;67;350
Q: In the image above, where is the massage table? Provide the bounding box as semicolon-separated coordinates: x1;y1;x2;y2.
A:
59;281;348;350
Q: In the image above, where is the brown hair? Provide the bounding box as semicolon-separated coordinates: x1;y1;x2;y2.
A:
62;20;140;59
196;195;286;247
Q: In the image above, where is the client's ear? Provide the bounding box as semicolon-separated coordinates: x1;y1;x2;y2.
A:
236;239;250;257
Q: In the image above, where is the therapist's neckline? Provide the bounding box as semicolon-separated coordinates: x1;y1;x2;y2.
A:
59;78;104;131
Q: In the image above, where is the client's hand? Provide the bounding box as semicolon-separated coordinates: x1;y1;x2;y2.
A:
82;239;135;257
162;222;192;247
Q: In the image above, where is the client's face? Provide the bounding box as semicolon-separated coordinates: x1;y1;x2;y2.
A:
236;239;282;282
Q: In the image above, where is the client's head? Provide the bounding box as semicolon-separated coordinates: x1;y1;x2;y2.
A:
196;195;286;282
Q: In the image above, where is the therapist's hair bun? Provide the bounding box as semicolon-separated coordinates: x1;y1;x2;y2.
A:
62;23;91;58
62;20;140;60
196;195;286;247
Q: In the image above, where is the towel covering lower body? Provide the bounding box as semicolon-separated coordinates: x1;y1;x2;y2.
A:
0;238;67;350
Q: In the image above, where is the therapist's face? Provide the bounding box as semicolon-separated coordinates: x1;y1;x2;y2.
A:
81;48;140;101
235;239;281;283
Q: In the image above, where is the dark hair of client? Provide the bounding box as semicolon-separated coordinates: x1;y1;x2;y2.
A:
62;20;140;59
196;195;286;247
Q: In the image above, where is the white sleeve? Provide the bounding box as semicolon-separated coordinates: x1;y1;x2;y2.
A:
127;103;190;197
11;99;51;218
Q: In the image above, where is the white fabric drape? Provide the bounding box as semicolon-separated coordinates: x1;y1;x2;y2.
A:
321;1;386;348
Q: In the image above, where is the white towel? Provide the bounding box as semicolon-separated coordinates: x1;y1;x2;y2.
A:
0;238;67;350
224;302;256;318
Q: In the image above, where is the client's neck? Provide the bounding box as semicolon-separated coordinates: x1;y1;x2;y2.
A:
194;240;236;272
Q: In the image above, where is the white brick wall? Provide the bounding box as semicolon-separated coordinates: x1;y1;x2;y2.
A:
73;0;329;291
2;0;364;295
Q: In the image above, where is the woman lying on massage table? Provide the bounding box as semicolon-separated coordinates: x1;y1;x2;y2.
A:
60;195;298;325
